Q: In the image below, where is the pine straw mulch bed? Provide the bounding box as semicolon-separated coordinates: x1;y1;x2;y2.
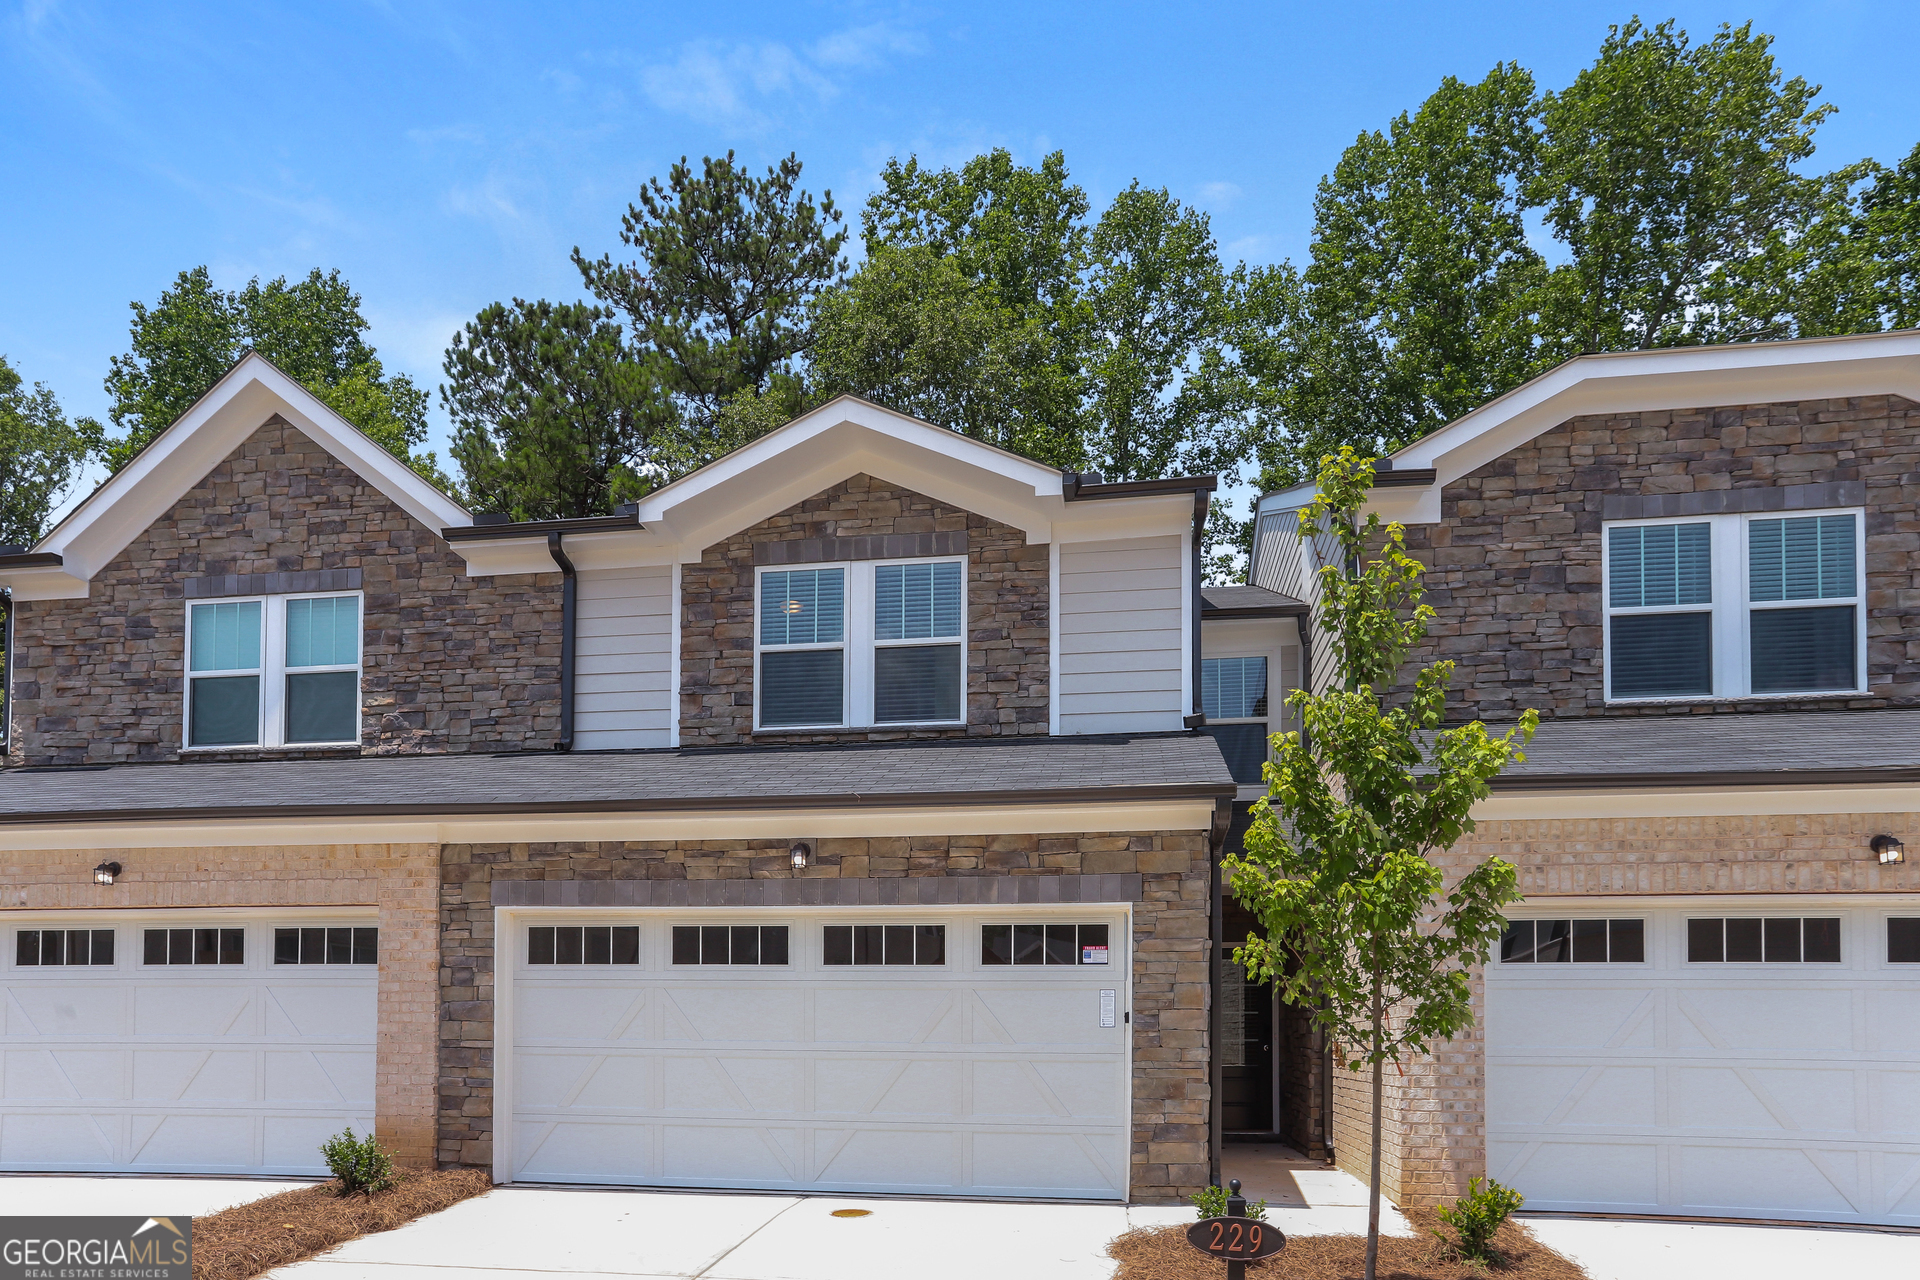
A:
191;1167;493;1280
1108;1209;1588;1280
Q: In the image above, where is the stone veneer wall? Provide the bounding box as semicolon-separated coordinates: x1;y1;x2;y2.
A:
7;416;562;766
0;840;442;1167
678;474;1049;746
1341;810;1920;1206
1405;394;1920;722
438;830;1212;1202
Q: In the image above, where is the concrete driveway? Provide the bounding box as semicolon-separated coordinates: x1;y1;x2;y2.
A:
0;1173;313;1217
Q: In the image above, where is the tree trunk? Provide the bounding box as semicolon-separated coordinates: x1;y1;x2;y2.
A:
1365;977;1384;1280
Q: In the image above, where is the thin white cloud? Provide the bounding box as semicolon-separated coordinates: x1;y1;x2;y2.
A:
638;22;926;128
809;22;926;69
1199;181;1243;206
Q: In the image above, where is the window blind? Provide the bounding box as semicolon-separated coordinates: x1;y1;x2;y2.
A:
1203;656;1268;719
875;561;962;640
1609;523;1712;608
1609;612;1712;698
286;596;360;667
1748;515;1856;602
1750;606;1855;693
190;600;261;671
759;568;844;646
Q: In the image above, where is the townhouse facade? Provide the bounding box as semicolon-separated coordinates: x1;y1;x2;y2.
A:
1252;329;1920;1227
0;355;1309;1204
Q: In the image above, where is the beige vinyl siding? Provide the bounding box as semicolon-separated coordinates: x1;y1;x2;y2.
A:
574;565;673;749
1057;534;1185;734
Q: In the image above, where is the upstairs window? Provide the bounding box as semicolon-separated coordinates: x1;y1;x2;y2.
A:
1202;656;1269;784
187;594;362;748
1603;511;1862;702
756;559;965;730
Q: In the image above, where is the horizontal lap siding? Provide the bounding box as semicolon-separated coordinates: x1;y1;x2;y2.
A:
1058;536;1184;734
574;566;672;749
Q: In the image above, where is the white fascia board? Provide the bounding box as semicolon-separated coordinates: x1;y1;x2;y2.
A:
1051;493;1195;543
636;399;1064;553
1388;332;1920;524
0;565;91;601
454;528;681;577
34;354;471;584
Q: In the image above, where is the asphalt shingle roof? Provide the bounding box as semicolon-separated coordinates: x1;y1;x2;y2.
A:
1200;584;1306;614
0;732;1236;824
1485;708;1920;786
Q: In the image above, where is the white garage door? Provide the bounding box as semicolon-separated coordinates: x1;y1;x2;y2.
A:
501;907;1131;1199
1487;899;1920;1225
1;913;377;1175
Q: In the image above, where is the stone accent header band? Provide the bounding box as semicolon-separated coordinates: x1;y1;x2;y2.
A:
1602;479;1866;522
184;568;365;599
491;871;1143;908
754;530;969;566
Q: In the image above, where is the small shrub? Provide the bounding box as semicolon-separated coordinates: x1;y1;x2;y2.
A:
320;1127;398;1197
1189;1184;1268;1221
1433;1177;1525;1264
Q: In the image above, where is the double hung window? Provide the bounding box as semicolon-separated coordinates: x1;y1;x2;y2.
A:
1603;511;1863;701
188;594;362;747
1201;656;1269;784
756;559;965;730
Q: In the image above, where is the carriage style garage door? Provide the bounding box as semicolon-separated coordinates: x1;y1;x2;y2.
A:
0;912;377;1175
1487;899;1920;1226
500;906;1132;1199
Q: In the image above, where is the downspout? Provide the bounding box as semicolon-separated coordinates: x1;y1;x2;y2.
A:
547;532;577;752
1;588;12;760
1207;797;1231;1190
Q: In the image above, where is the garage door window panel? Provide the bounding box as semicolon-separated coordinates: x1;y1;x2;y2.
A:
981;923;1112;966
1889;918;1920;963
15;929;115;967
274;927;378;965
822;923;944;965
531;925;644;966
141;927;243;966
1500;919;1642;963
668;925;787;966
1688;917;1841;963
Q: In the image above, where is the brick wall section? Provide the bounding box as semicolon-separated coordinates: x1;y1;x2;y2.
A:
1342;810;1920;1206
678;473;1049;745
0;841;442;1167
438;830;1211;1202
7;415;562;766
1406;394;1920;722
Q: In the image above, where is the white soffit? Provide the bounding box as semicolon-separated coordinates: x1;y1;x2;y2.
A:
17;354;470;596
1261;330;1920;526
636;397;1068;552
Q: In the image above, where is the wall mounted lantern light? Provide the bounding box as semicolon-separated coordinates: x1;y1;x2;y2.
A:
790;842;812;871
93;861;122;886
1872;835;1906;866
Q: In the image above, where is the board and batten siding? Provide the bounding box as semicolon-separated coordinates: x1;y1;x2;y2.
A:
574;565;674;750
1056;534;1186;734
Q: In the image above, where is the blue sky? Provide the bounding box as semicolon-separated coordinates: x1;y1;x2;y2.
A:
5;0;1917;515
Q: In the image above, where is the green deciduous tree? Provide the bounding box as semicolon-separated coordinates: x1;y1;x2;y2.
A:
1250;64;1549;491
1225;448;1536;1280
444;299;674;520
101;267;443;483
1530;19;1849;351
0;355;100;547
574;152;848;443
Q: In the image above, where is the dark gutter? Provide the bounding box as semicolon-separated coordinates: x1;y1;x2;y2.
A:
444;513;644;541
0;780;1240;826
1489;767;1920;792
1201;604;1310;620
1370;468;1436;488
0;552;64;570
1065;473;1220;501
547;533;577;752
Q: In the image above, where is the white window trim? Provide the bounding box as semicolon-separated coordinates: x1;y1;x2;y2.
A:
1601;508;1866;704
753;557;969;732
183;591;364;750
